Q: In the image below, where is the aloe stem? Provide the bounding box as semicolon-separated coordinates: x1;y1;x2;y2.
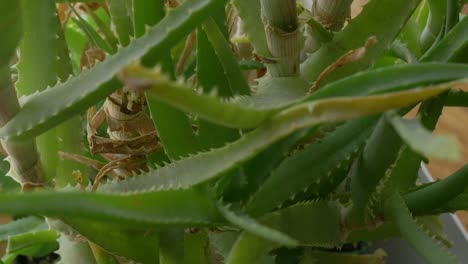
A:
0;0;43;189
0;66;42;188
312;0;353;31
260;0;300;77
16;0;59;185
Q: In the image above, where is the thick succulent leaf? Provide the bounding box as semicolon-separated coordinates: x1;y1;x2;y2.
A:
124;64;273;129
243;64;468;111
0;0;226;141
301;0;421;84
405;165;468;215
202;18;250;96
185;232;210;264
306;63;468;101
135;0;201;160
125;63;468;129
0;189;223;228
420;15;468;62
231;0;270;57
398;18;422;58
247;115;377;216
445;89;468;107
159;229;183;264
349;117;404;224
350;79;467;223
245;76;308;110
55;233;97;264
101;85;450;193
197;12;240;149
226;201;344;264
386;111;460;161
380;145;422;200
0;1;21;67
217;202;298;247
241;128;314;201
106;0;134;46
419;0;446;52
384;193;457;264
429;187;468;214
299;249;387;264
68;5;114;54
85;6;119;52
2;230;59;264
62;218;159;264
0;216;46;242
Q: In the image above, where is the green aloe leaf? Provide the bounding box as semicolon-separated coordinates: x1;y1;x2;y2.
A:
0;0;227;141
226;201;343;264
106;0;134;46
68;4;114;54
386;111;460;161
0;189;223;228
384;193;457;264
428;187;468;214
196;11;240;149
202;17;250;96
420;15;468;62
231;0;270;57
445;89;468;107
61;218;159;264
419;0;446;52
0;216;46;242
301;0;421;84
405;165;468;215
247;115;377;216
0;1;21;67
101;83;450;199
217;202;298;247
134;0;201;160
2;230;59;264
123;63;468;130
299;249;387;264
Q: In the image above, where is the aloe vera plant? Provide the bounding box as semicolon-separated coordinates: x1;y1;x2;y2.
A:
1;0;468;263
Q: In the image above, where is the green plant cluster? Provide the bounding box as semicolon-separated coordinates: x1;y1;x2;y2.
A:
0;0;467;263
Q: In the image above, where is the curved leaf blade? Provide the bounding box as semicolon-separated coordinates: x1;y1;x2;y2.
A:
0;189;223;227
247;115;377;216
386;111;460;161
420;15;468;62
231;0;270;57
101;84;451;193
3;230;59;264
0;0;227;141
301;0;420;83
226;201;343;264
0;216;46;242
384;193;457;264
217;202;298;247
